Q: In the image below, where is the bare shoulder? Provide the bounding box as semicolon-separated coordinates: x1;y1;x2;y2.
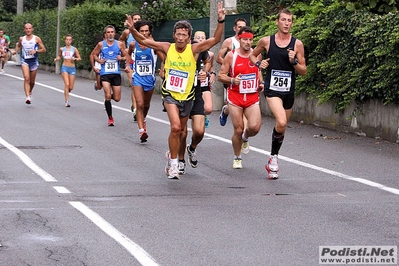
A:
295;38;304;48
221;37;232;48
258;36;271;46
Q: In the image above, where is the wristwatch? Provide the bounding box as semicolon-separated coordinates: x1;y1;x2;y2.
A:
291;58;298;66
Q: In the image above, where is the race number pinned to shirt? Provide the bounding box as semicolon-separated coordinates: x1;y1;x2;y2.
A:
62;50;73;59
104;60;119;73
239;73;257;93
270;69;291;92
23;48;34;59
136;60;153;76
200;76;209;87
194;71;209;87
166;69;189;93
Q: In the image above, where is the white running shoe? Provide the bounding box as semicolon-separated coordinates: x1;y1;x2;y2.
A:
165;151;179;179
241;141;250;154
165;151;171;175
232;158;243;169
266;155;279;179
168;164;180;179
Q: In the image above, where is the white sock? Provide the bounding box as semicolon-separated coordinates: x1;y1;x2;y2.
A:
242;131;248;142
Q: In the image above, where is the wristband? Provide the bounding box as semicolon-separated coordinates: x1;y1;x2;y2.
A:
255;60;261;68
218;19;225;23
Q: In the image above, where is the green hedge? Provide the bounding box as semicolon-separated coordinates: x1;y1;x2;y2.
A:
2;2;138;71
254;1;399;112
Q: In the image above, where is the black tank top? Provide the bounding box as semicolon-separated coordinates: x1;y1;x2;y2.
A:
264;34;297;95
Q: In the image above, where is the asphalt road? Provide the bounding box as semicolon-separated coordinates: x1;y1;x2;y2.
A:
0;63;398;266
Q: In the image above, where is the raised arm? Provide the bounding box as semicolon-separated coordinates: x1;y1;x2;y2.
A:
125;15;170;54
192;1;226;54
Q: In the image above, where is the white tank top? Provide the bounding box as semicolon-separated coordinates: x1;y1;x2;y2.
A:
21;35;38;60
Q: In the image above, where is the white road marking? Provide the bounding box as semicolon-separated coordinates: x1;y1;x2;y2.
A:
0;136;57;182
4;72;399;196
0;136;159;265
70;201;159;266
1;71;399;265
53;186;71;194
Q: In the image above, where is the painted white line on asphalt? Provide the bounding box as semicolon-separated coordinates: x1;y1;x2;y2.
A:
4;74;399;196
0;136;57;182
53;186;71;194
69;201;159;266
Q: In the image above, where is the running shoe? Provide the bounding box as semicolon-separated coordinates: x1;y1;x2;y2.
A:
65;101;70;107
25;96;31;104
241;141;250;154
140;131;148;143
131;106;137;121
178;161;186;175
232;158;243;169
0;69;4;74
205;115;210;128
165;151;171;175
186;144;198;168
165;151;179;179
265;155;279;180
168;164;180;179
108;117;114;126
219;105;228;126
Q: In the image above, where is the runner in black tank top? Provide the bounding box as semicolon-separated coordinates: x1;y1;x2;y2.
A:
249;8;307;180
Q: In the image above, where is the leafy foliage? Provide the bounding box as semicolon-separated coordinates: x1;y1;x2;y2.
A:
292;2;399;111
139;0;210;24
344;0;399;13
5;2;140;70
237;0;298;21
1;0;86;14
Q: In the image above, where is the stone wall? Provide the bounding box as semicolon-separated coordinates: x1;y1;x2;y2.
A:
259;91;399;143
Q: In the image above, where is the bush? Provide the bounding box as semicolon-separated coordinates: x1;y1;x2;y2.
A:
253;0;399;112
5;2;141;70
139;0;209;24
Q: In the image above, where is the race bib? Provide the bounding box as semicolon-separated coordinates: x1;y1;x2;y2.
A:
200;78;209;87
194;71;209;87
269;69;292;92
62;51;73;59
23;48;34;59
239;73;257;93
166;69;189;93
136;60;153;76
104;60;118;73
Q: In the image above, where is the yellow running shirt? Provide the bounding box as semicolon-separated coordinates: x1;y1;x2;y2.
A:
162;43;196;101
